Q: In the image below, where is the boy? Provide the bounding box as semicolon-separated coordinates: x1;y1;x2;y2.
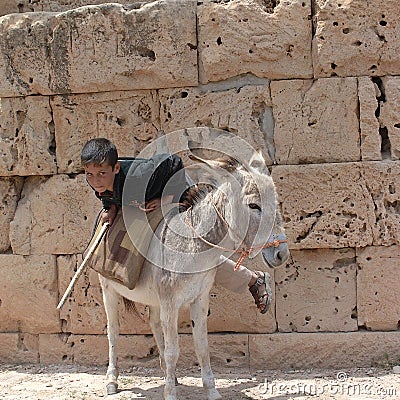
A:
81;138;271;314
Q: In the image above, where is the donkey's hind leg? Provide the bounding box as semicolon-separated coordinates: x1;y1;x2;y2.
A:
99;275;120;395
190;295;221;400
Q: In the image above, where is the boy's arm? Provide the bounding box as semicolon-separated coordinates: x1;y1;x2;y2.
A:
100;204;117;225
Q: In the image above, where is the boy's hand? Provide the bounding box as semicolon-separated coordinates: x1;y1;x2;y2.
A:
145;195;174;213
100;204;117;225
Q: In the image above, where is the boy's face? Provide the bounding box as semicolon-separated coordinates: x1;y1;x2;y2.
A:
84;161;120;193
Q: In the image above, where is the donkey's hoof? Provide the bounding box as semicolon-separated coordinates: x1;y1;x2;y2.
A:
106;382;118;395
207;388;222;400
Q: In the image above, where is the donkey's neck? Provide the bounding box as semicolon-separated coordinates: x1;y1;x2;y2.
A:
188;187;233;250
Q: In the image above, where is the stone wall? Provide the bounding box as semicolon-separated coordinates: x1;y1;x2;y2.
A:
0;0;400;369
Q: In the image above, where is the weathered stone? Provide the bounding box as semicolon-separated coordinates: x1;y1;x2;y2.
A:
272;163;374;249
276;249;357;333
198;0;313;83
249;331;400;369
0;177;22;252
0;95;56;176
359;76;382;161
313;0;400;78
179;334;249;370
159;86;274;164
0;0;153;16
58;255;151;335
0;255;59;333
39;333;158;367
52;91;160;173
10;174;99;255
0;1;197;97
271;78;360;164
39;331;400;369
357;246;400;331
361;161;400;246
0;333;39;363
380;76;400;161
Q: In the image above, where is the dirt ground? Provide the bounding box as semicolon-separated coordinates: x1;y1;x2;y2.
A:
1;363;400;400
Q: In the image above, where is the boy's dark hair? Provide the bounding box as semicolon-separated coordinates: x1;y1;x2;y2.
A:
81;138;118;168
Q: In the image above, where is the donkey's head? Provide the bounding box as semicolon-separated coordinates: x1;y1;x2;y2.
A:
188;152;289;268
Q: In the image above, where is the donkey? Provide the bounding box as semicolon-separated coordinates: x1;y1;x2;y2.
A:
99;153;289;400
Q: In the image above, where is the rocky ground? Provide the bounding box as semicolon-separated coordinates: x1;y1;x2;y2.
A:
1;363;400;400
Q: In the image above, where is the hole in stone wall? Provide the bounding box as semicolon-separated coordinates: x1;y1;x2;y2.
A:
372;77;392;159
379;126;391;158
262;0;280;13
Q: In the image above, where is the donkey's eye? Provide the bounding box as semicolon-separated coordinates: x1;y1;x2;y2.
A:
248;203;261;211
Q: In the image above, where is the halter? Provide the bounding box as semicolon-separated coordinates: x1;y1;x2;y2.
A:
184;193;287;271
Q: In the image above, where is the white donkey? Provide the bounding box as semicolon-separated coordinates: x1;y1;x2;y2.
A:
99;154;289;400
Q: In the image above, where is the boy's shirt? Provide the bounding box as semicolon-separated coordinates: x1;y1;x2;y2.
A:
92;154;188;211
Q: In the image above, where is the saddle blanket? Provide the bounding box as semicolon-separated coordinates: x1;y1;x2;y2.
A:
85;204;176;289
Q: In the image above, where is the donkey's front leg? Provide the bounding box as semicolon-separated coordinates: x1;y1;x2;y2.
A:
160;304;179;400
99;276;120;395
190;295;221;400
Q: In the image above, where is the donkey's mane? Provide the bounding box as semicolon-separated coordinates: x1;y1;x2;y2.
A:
180;183;214;210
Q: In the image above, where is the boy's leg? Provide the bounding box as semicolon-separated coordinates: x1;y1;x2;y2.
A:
215;255;272;314
215;256;253;293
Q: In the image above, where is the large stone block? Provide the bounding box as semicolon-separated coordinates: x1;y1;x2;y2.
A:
0;333;39;363
275;249;357;333
0;1;197;97
359;76;382;161
0;95;56;176
357;246;400;330
159;85;274;165
197;0;313;83
58;255;151;335
0;177;22;252
361;161;400;246
271;78;360;164
313;0;400;77
249;331;400;370
271;163;375;249
0;255;60;333
52;91;160;173
10;174;99;255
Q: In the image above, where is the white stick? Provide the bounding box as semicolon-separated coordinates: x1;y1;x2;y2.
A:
57;222;110;310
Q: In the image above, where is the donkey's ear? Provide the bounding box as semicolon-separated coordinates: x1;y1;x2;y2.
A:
188;153;238;172
188;153;236;182
248;150;269;175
